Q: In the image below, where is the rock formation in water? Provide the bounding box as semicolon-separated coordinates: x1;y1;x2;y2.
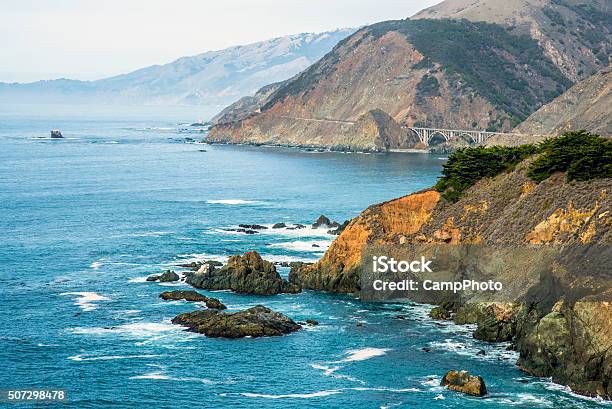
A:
159;290;226;309
441;370;487;396
172;305;301;338
146;270;180;282
185;251;300;295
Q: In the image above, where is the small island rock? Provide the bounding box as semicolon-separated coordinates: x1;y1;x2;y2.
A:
185;251;299;295
441;370;487;397
159;290;226;309
172;305;301;338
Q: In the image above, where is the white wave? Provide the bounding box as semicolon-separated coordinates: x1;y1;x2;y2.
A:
67;321;181;338
129;371;216;384
69;354;161;362
261;254;321;263
118;310;141;315
339;348;391;362
241;390;341;399
90;261;103;269
258;224;334;238
493;393;554;407
128;276;149;283
420;375;445;393
175;252;317;265
60;292;109;311
173;253;228;265
428;338;519;362
268;240;331;252
541;380;612;405
350;387;420;393
241;386;419;400
206;199;260;205
310;364;364;383
433;394;445;400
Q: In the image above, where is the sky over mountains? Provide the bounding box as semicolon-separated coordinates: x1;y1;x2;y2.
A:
0;29;355;106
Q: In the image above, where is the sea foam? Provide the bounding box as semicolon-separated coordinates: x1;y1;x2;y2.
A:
60;292;109;311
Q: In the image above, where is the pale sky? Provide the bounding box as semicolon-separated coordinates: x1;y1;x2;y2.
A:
0;0;442;83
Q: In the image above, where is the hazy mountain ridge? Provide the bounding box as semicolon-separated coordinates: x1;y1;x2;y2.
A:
0;29;355;106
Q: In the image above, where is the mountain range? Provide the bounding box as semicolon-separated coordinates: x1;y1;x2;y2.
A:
0;29;355;106
208;0;611;151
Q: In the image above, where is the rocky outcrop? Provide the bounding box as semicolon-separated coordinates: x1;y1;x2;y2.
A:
172;306;301;338
159;290;226;309
441;370;487;397
186;251;300;295
291;148;611;398
290;190;441;292
146;270;180;282
516;300;612;398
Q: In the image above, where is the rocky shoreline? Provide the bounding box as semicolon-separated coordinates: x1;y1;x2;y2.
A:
284;136;611;399
146;159;609;399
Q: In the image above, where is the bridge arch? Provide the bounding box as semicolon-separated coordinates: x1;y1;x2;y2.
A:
428;130;449;145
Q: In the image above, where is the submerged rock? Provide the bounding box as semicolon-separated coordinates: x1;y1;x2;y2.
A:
176;260;223;270
287;224;306;230
159;290;226;309
239;224;268;230
441;370;487;397
185;251;300;295
172;305;301;338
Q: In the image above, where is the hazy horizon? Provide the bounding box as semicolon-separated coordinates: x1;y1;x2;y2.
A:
0;0;442;83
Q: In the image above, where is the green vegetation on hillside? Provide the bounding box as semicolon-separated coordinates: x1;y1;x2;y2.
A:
368;19;572;125
260;19;572;121
416;74;441;97
435;131;611;202
527;131;612;182
434;145;537;202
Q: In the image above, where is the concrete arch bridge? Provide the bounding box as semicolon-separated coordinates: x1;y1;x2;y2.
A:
405;127;531;147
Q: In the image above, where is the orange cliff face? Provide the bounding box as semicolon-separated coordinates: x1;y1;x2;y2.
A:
292;190;441;292
287;157;611;399
291;159;611;293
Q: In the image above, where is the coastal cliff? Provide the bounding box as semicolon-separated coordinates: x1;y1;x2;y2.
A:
291;133;612;398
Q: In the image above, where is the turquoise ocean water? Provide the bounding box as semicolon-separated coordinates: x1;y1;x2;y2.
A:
0;105;607;408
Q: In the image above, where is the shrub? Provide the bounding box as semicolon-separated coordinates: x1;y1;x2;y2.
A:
435;131;611;202
527;131;612;182
435;144;537;201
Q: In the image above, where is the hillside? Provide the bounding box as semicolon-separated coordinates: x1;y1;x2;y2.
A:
515;68;612;136
208;0;610;151
0;29;354;106
289;134;612;398
413;0;611;82
208;17;574;150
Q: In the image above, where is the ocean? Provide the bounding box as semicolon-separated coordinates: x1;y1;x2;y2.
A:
0;105;607;408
